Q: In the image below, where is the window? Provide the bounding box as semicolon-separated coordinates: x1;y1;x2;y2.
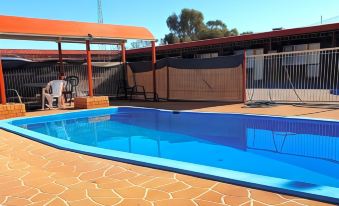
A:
282;43;320;69
235;49;264;80
195;52;218;59
307;43;320;78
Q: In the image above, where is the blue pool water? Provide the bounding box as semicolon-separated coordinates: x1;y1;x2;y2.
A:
1;107;339;202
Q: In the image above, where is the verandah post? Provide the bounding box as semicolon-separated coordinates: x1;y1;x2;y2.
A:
151;41;157;101
86;40;94;97
0;53;6;104
58;41;64;78
242;49;247;103
121;41;127;97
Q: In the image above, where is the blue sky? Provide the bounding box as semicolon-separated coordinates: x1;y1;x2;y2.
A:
0;0;339;50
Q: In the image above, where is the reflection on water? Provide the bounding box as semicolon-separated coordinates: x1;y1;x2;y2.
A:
21;108;339;188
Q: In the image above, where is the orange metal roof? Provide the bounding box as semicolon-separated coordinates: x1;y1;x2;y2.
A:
0;15;155;44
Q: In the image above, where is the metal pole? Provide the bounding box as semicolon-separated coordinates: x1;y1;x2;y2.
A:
58;42;64;78
0;54;6;104
151;41;157;101
121;42;127;98
242;49;247;103
86;40;94;97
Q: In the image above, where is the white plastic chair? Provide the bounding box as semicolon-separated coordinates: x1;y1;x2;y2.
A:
42;80;66;109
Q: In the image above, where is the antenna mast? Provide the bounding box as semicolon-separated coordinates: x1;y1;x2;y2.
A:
97;0;106;51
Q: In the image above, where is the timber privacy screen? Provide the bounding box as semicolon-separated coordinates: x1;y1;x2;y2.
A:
2;54;245;104
127;54;245;102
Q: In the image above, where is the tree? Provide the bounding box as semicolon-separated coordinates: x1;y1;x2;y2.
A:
199;20;238;40
206;20;227;30
162;9;240;44
240;31;254;35
165;9;205;42
162;33;180;45
227;28;239;36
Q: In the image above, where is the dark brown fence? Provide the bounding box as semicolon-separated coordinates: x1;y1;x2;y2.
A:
128;54;245;102
2;54;244;105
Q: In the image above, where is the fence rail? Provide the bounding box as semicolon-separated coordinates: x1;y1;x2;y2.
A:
246;47;339;103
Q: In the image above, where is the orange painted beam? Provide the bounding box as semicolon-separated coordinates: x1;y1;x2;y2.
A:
151;41;157;101
86;40;94;97
0;55;6;104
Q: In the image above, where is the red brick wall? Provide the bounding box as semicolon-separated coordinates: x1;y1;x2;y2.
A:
74;96;109;109
0;104;26;120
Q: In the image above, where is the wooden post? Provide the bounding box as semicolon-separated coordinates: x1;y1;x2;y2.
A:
242;50;247;103
151;41;157;101
121;42;126;64
0;54;6;104
86;40;94;97
58;42;64;78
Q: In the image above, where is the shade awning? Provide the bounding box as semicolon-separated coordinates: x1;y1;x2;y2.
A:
0;15;155;44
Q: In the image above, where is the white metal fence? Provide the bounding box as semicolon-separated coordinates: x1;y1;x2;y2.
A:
246;47;339;103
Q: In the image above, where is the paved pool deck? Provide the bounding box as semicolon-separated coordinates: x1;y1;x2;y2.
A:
0;101;337;206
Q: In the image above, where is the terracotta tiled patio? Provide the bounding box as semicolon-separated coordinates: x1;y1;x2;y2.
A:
0;101;337;206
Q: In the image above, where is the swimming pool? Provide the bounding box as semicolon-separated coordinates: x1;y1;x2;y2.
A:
0;107;338;203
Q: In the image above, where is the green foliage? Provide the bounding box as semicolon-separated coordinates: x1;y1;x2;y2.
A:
161;9;239;44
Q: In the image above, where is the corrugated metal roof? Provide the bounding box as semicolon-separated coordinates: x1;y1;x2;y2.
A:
0;15;155;44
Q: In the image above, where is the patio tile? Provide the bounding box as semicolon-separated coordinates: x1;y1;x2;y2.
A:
0;185;32;196
39;183;66;194
293;199;333;206
23;177;53;187
59;188;87;201
68;199;98;206
156;181;189;192
87;188;119;198
97;179;133;189
141;177;177;188
54;177;80;186
194;199;225;206
45;198;67;206
222;196;250;205
116;199;151;206
91;197;121;205
109;170;139;180
104;166;127;176
250;190;294;205
197;190;224;204
68;182;97;190
172;187;208;198
128;174;156;185
145;189;171;201
15;187;39;199
3;197;31;206
114;186;146;198
155;199;196;206
213;183;249;197
30;193;56;202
